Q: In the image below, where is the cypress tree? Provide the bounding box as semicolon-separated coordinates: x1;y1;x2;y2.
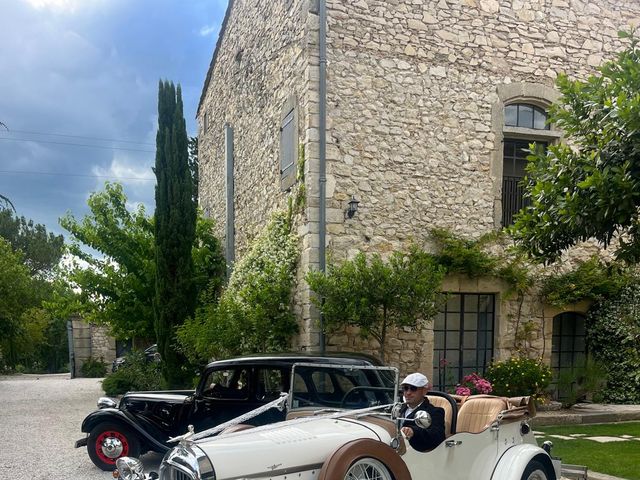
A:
153;80;197;388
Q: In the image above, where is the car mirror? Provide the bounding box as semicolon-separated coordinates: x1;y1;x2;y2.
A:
413;410;432;429
390;402;403;420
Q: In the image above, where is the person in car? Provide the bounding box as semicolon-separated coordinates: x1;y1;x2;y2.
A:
399;372;446;451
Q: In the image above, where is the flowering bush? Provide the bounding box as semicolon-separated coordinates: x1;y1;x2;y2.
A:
455;373;493;395
485;355;551;398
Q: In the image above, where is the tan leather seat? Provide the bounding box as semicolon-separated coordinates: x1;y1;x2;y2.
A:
426;395;455;437
456;395;510;434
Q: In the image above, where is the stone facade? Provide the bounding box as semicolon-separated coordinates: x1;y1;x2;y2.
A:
198;0;640;379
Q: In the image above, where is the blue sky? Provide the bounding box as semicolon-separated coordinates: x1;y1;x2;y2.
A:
0;0;228;238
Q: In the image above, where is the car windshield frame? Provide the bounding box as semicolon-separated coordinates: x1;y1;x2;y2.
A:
288;363;399;411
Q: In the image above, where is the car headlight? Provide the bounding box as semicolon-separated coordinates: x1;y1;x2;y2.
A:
160;444;215;480
115;456;145;480
97;397;117;409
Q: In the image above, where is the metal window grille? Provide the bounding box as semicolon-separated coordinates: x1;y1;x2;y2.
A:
551;312;587;401
433;294;495;392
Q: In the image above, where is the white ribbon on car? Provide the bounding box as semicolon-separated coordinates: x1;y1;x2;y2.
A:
171;393;290;443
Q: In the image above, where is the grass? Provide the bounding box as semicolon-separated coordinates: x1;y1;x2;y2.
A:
535;422;640;480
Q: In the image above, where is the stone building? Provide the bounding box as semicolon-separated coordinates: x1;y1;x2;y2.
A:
197;0;639;387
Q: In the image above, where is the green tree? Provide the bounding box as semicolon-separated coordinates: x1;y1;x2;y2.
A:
0;209;64;277
0;239;35;368
154;80;197;388
60;182;156;340
512;32;640;263
59;182;223;342
306;248;446;362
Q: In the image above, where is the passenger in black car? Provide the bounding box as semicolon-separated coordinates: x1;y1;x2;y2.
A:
398;372;446;451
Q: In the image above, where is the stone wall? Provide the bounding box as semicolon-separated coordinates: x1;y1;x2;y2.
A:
310;0;639;375
198;0;640;377
70;316;116;378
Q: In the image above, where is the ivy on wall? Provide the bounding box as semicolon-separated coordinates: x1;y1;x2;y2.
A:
177;147;307;363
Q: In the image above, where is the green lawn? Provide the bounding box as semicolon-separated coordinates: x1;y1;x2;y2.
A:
535;422;640;480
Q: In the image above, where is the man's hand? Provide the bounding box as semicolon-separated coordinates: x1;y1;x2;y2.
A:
401;426;414;439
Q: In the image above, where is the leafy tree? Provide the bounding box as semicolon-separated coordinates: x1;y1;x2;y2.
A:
512;32;640;263
59;182;223;342
306;248;446;362
0;239;36;368
154;80;197;388
0;209;64;277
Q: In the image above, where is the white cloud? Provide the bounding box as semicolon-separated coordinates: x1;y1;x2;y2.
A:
22;0;99;12
199;24;219;37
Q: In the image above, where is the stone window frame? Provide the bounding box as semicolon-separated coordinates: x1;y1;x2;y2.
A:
280;94;298;191
491;83;563;228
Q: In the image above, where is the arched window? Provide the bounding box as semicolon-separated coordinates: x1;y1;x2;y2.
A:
492;83;562;227
504;103;550;130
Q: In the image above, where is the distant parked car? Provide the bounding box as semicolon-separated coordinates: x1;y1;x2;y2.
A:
76;352;393;470
111;344;159;372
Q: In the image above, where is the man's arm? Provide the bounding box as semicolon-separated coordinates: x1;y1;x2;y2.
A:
408;406;446;452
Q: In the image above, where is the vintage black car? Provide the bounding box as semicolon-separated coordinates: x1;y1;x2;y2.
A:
75;353;391;470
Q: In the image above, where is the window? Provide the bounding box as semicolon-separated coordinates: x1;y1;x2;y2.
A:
551;312;587;401
501;102;552;226
501;139;547;226
202;367;249;400
279;96;298;190
256;368;285;401
493;84;561;228
432;294;495;391
504;104;549;130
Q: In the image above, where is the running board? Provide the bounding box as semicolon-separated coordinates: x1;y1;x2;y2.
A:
561;464;588;480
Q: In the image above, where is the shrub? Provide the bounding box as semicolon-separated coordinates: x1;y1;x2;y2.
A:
80;356;107;378
455;373;493;396
102;350;162;396
485;355;551;399
587;283;640;403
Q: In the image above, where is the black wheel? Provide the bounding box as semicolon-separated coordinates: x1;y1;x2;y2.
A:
521;460;550;480
87;422;141;471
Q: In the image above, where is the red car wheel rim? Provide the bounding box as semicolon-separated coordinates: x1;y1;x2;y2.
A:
95;430;129;464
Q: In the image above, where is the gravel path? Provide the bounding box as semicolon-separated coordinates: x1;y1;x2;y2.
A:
0;373;162;480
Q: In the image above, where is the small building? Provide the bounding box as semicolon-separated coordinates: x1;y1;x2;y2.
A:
197;0;639;387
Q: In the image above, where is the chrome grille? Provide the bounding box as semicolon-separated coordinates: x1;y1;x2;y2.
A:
163;465;195;480
174;469;192;480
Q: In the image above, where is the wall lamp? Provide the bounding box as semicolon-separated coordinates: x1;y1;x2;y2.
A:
345;195;360;219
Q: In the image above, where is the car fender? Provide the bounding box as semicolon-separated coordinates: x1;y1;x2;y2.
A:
491;443;557;480
80;408;168;452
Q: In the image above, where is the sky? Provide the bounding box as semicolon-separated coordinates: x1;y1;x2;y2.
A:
0;0;228;239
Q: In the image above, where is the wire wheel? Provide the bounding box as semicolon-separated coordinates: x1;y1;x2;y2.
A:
345;458;393;480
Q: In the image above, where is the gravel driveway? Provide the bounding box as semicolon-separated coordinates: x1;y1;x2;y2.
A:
0;373;162;480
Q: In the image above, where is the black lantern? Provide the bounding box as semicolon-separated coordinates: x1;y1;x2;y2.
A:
345;195;360;219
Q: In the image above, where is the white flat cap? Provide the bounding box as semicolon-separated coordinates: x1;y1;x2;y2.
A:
401;372;428;387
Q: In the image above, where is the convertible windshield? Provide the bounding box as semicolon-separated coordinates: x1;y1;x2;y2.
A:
289;363;398;410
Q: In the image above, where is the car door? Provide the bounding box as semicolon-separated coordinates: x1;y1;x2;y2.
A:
190;365;252;432
190;365;288;433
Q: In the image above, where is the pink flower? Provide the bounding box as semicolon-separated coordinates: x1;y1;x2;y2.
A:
456;386;471;396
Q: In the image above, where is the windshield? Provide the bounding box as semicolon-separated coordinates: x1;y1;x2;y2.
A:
288;363;398;411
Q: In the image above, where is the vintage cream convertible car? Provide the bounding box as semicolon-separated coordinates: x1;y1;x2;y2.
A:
114;364;562;480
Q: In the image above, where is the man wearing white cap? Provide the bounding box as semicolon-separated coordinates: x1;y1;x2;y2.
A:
398;372;445;451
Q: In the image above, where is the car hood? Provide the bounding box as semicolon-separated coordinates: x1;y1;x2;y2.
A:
194;416;393;479
121;390;194;404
